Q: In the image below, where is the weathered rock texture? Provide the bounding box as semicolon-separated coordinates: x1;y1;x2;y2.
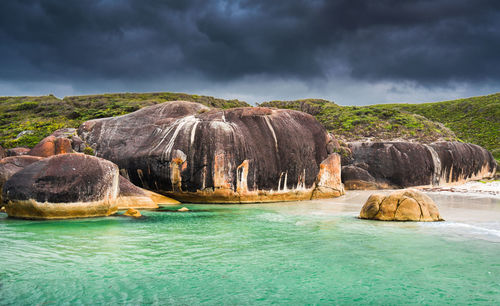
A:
78;101;344;203
0;145;6;159
28;135;73;157
0;156;44;203
342;142;497;190
117;175;180;209
7;147;30;156
359;189;443;221
2;153;119;219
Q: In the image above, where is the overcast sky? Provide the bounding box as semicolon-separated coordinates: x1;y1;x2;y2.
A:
1;0;499;105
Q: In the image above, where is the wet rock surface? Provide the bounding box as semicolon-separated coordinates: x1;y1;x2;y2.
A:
2;153;119;219
79;101;344;203
123;208;141;218
359;189;443;221
342;142;497;190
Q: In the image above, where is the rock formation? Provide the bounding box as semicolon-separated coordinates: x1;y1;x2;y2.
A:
7;147;30;156
0;145;6;159
359;189;443;221
123;208;141;218
78;101;344;203
2;153;119;219
342;142;497;190
0;156;44;203
117;175;180;209
28;135;73;157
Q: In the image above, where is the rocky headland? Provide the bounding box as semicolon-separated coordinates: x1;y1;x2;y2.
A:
0;93;498;219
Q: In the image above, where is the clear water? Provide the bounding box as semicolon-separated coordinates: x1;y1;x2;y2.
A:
1;191;500;305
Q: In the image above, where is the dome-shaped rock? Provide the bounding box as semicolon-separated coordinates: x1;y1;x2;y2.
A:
2;153;119;219
343;142;496;189
78;101;344;203
0;155;44;203
359;189;443;221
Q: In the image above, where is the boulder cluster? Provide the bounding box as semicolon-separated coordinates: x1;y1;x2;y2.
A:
0;100;497;221
0;133;178;219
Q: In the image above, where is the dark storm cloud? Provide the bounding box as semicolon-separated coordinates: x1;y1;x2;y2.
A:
1;0;499;86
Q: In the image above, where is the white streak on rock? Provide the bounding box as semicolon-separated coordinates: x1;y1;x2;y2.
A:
190;120;200;147
264;116;278;152
425;144;442;186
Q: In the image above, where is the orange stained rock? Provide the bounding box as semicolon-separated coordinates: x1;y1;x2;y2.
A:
236;160;249;193
28;136;72;157
312;153;345;199
213;152;232;189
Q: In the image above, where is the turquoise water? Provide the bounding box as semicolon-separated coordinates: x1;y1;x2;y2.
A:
1;191;500;305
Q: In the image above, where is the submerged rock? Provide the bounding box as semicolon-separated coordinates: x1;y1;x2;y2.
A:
123;208;141;218
359;189;443;222
2;153;119;219
117;175;180;209
78;101;344;203
342;142;497;190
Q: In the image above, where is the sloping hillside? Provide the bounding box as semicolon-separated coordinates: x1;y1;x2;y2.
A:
0;92;249;148
1;91;498;161
259;99;458;144
382;93;500;159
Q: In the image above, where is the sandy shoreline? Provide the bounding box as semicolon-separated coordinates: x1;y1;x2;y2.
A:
419;180;500;198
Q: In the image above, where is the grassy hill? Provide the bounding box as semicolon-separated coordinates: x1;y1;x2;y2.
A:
1;91;498;160
259;99;458;144
382;93;500;159
260;93;500;160
0;92;249;149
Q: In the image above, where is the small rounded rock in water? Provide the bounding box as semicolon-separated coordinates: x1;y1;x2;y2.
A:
177;207;189;212
123;208;141;218
359;189;443;222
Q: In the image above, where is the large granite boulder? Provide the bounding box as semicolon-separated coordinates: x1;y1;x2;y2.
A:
359;189;443;221
343;142;497;190
0;156;44;203
2;153;119;219
78;101;344;203
117;175;180;209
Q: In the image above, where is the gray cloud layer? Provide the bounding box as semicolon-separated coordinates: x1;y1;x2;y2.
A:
1;0;499;104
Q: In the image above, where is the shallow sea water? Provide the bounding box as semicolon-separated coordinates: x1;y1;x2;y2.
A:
1;191;500;305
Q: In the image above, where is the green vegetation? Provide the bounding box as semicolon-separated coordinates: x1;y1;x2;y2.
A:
0;92;249;149
1;91;498;161
259;99;458;144
83;146;95;156
260;93;500;160
381;93;500;160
